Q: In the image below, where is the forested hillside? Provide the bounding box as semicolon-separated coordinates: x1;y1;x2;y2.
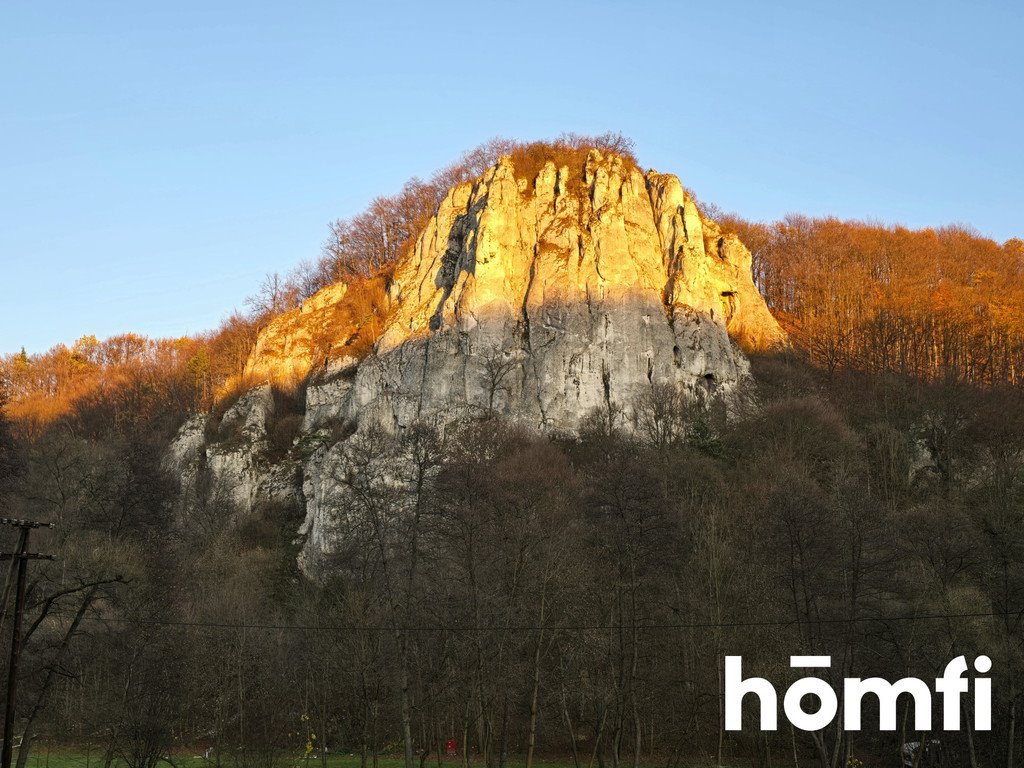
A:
5;136;1021;417
1;137;1022;767
721;214;1024;384
3;351;1023;767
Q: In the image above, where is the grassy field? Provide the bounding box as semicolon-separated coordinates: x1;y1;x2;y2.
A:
16;752;638;768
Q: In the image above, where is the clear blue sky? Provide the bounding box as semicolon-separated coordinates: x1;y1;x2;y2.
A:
2;1;1021;355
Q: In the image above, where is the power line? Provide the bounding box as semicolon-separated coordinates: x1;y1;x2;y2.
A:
1;517;55;768
79;607;1021;634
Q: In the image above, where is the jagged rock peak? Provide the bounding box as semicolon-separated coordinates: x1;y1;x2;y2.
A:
378;149;784;357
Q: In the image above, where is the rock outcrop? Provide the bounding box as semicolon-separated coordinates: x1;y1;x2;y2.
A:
245;283;351;384
174;148;786;574
282;150;783;433
164;385;302;528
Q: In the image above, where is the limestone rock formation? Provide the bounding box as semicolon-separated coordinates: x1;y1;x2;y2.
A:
180;148;786;573
245;283;351;384
164;385;302;526
301;150;784;433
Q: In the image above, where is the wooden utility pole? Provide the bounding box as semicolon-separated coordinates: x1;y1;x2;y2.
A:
0;518;54;768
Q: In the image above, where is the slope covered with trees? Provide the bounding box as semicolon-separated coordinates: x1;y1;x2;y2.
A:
2;355;1024;768
1;136;1022;767
720;214;1024;385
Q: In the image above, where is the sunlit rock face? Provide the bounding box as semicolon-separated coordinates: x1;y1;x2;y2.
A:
304;150;784;433
245;283;350;385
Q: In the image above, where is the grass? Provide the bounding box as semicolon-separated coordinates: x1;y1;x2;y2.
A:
15;752;686;768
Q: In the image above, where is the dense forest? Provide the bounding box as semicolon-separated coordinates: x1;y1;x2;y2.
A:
720;214;1024;386
1;137;1022;768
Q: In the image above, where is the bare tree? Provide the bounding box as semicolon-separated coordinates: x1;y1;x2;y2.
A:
480;348;519;416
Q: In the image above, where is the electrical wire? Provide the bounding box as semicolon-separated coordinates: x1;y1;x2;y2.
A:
77;608;1021;634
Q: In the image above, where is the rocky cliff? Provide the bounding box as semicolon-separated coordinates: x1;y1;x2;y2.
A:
244;282;351;384
166;148;785;574
298;149;781;432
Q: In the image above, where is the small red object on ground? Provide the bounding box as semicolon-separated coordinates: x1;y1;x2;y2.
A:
446;739;457;756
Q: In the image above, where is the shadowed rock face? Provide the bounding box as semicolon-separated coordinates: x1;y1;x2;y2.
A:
301;150;785;433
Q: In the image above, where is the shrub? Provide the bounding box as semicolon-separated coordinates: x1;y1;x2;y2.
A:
267;413;302;462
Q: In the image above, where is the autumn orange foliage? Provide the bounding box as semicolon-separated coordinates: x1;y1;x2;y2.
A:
722;215;1024;385
1;333;211;438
